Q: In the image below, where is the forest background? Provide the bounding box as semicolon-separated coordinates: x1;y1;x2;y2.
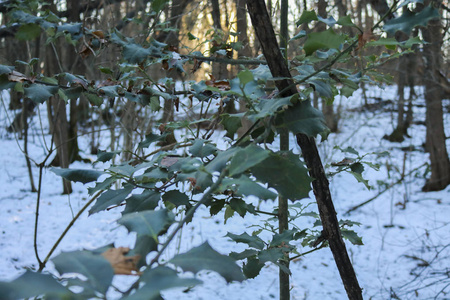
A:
0;0;449;299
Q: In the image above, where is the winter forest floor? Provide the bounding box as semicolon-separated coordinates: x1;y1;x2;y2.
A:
0;85;449;300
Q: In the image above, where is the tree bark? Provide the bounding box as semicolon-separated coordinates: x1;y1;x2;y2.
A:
210;0;228;80
421;2;450;191
246;1;363;299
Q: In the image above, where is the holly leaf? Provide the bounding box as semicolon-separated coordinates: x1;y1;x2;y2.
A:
162;190;189;207
16;23;41;40
229;249;259;260
138;132;168;148
220;175;277;200
220;113;244;139
189;139;218;158
258;248;285;264
337;15;356;27
226;232;265;250
130;234;158;268
170;242;245;283
205;147;240;173
250;96;293;121
52;250;113;295
0;271;73;300
228;144;270;177
341;229;363;245
96;149;121;162
118;209;175;240
123;267;201;300
0;65;14;75
296;10;318;26
89;184;134;214
243;257;265;279
276;100;329;138
383;6;440;36
229;198;258;217
303;28;346;56
50;167;105;184
238;69;254;85
123;190;161;214
251;152;312;201
122;43;150;64
24;84;58;103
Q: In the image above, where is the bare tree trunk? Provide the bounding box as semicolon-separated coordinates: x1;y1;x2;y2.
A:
157;0;193;145
211;0;229;80
42;0;72;194
49;96;73;194
278;1;290;298
421;3;450;191
246;1;363;299
236;0;252;137
318;0;338;132
22;99;37;192
121;101;137;162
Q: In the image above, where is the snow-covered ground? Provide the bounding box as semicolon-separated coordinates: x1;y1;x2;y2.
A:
0;86;449;300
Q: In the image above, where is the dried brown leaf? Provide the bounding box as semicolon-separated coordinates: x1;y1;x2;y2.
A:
101;247;141;275
8;71;28;82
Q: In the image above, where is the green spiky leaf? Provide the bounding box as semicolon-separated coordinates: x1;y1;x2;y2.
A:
228;144;270;177
52;251;113;295
0;271;73;300
226;232;265;250
118;209;175;240
24;84;58;103
89;184;134;214
276;100;328;138
383;6;440;36
303;28;346;56
251;152;312;201
123;267;201;300
170;242;245;283
50;167;105;184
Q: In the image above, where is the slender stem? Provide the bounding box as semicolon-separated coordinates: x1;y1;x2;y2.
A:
34;147;55;269
289;243;327;261
149;170;227;267
34;163;44;268
38;190;103;271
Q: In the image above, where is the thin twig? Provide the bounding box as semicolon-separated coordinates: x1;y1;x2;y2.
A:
345;162;427;214
38;190;103;271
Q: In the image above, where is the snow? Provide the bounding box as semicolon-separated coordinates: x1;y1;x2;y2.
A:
0;85;449;300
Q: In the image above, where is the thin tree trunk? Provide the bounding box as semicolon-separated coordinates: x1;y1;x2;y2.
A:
421;2;450;191
211;0;228;80
278;1;290;298
22;99;37;192
236;0;252;138
246;1;363;299
50;96;73;194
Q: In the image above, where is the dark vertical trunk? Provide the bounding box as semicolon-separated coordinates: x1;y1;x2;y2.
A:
236;0;252;137
211;0;228;80
44;1;71;194
384;7;412;142
66;0;82;163
421;3;450;191
246;1;363;299
49;96;73;194
157;0;193;145
278;2;290;298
